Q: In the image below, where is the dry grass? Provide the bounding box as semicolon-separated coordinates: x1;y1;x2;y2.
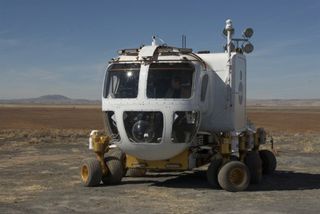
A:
271;132;320;154
0;129;91;144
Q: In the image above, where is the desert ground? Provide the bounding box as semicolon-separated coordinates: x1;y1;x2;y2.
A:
1;105;320;213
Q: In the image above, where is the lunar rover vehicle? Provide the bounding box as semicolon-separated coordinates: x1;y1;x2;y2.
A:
80;19;276;192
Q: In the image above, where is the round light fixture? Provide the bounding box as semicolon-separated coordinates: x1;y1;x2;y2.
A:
242;43;254;53
224;42;235;52
243;28;254;38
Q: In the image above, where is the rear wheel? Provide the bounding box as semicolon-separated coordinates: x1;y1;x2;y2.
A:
80;158;102;187
207;155;223;188
244;151;262;184
218;161;250;192
259;150;277;174
102;148;125;185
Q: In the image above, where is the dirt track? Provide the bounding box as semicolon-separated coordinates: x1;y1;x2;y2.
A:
1;106;320;213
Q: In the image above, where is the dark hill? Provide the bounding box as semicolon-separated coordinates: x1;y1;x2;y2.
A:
0;94;100;105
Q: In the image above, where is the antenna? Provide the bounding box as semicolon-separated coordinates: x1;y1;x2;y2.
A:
152;36;157;46
152;35;167;46
182;35;187;48
225;19;234;58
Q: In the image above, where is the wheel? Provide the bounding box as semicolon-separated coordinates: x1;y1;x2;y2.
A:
106;147;127;176
244;151;262;184
126;168;147;177
102;148;125;185
230;155;239;161
218;161;250;192
259;150;277;174
206;155;223;188
80;158;102;187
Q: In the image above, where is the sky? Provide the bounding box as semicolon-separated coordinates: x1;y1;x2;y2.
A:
0;0;319;99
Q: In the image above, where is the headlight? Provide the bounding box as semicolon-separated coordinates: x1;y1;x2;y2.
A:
132;120;155;143
123;111;163;143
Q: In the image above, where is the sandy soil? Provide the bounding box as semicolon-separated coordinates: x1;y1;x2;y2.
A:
1;106;320;213
247;106;320;133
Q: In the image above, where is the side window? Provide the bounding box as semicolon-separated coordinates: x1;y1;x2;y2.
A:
200;74;208;102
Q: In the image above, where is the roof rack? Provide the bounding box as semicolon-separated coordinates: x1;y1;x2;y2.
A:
117;45;193;57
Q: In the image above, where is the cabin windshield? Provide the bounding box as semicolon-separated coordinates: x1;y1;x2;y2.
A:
105;63;140;98
147;63;194;99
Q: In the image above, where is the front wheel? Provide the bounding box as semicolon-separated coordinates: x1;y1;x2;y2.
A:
80;158;102;187
218;161;250;192
102;149;125;185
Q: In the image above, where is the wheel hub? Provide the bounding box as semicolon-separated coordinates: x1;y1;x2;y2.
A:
229;167;245;185
81;165;89;182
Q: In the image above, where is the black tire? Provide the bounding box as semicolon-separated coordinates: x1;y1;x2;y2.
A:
244;151;262;184
106;148;127;176
230;155;239;161
126;168;147;177
102;148;125;185
80;158;102;187
107;148;126;162
218;161;250;192
259;150;277;174
207;155;223;188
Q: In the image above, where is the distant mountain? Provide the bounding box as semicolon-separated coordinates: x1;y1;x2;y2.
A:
0;94;100;105
1;95;319;106
37;95;71;101
247;99;320;107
